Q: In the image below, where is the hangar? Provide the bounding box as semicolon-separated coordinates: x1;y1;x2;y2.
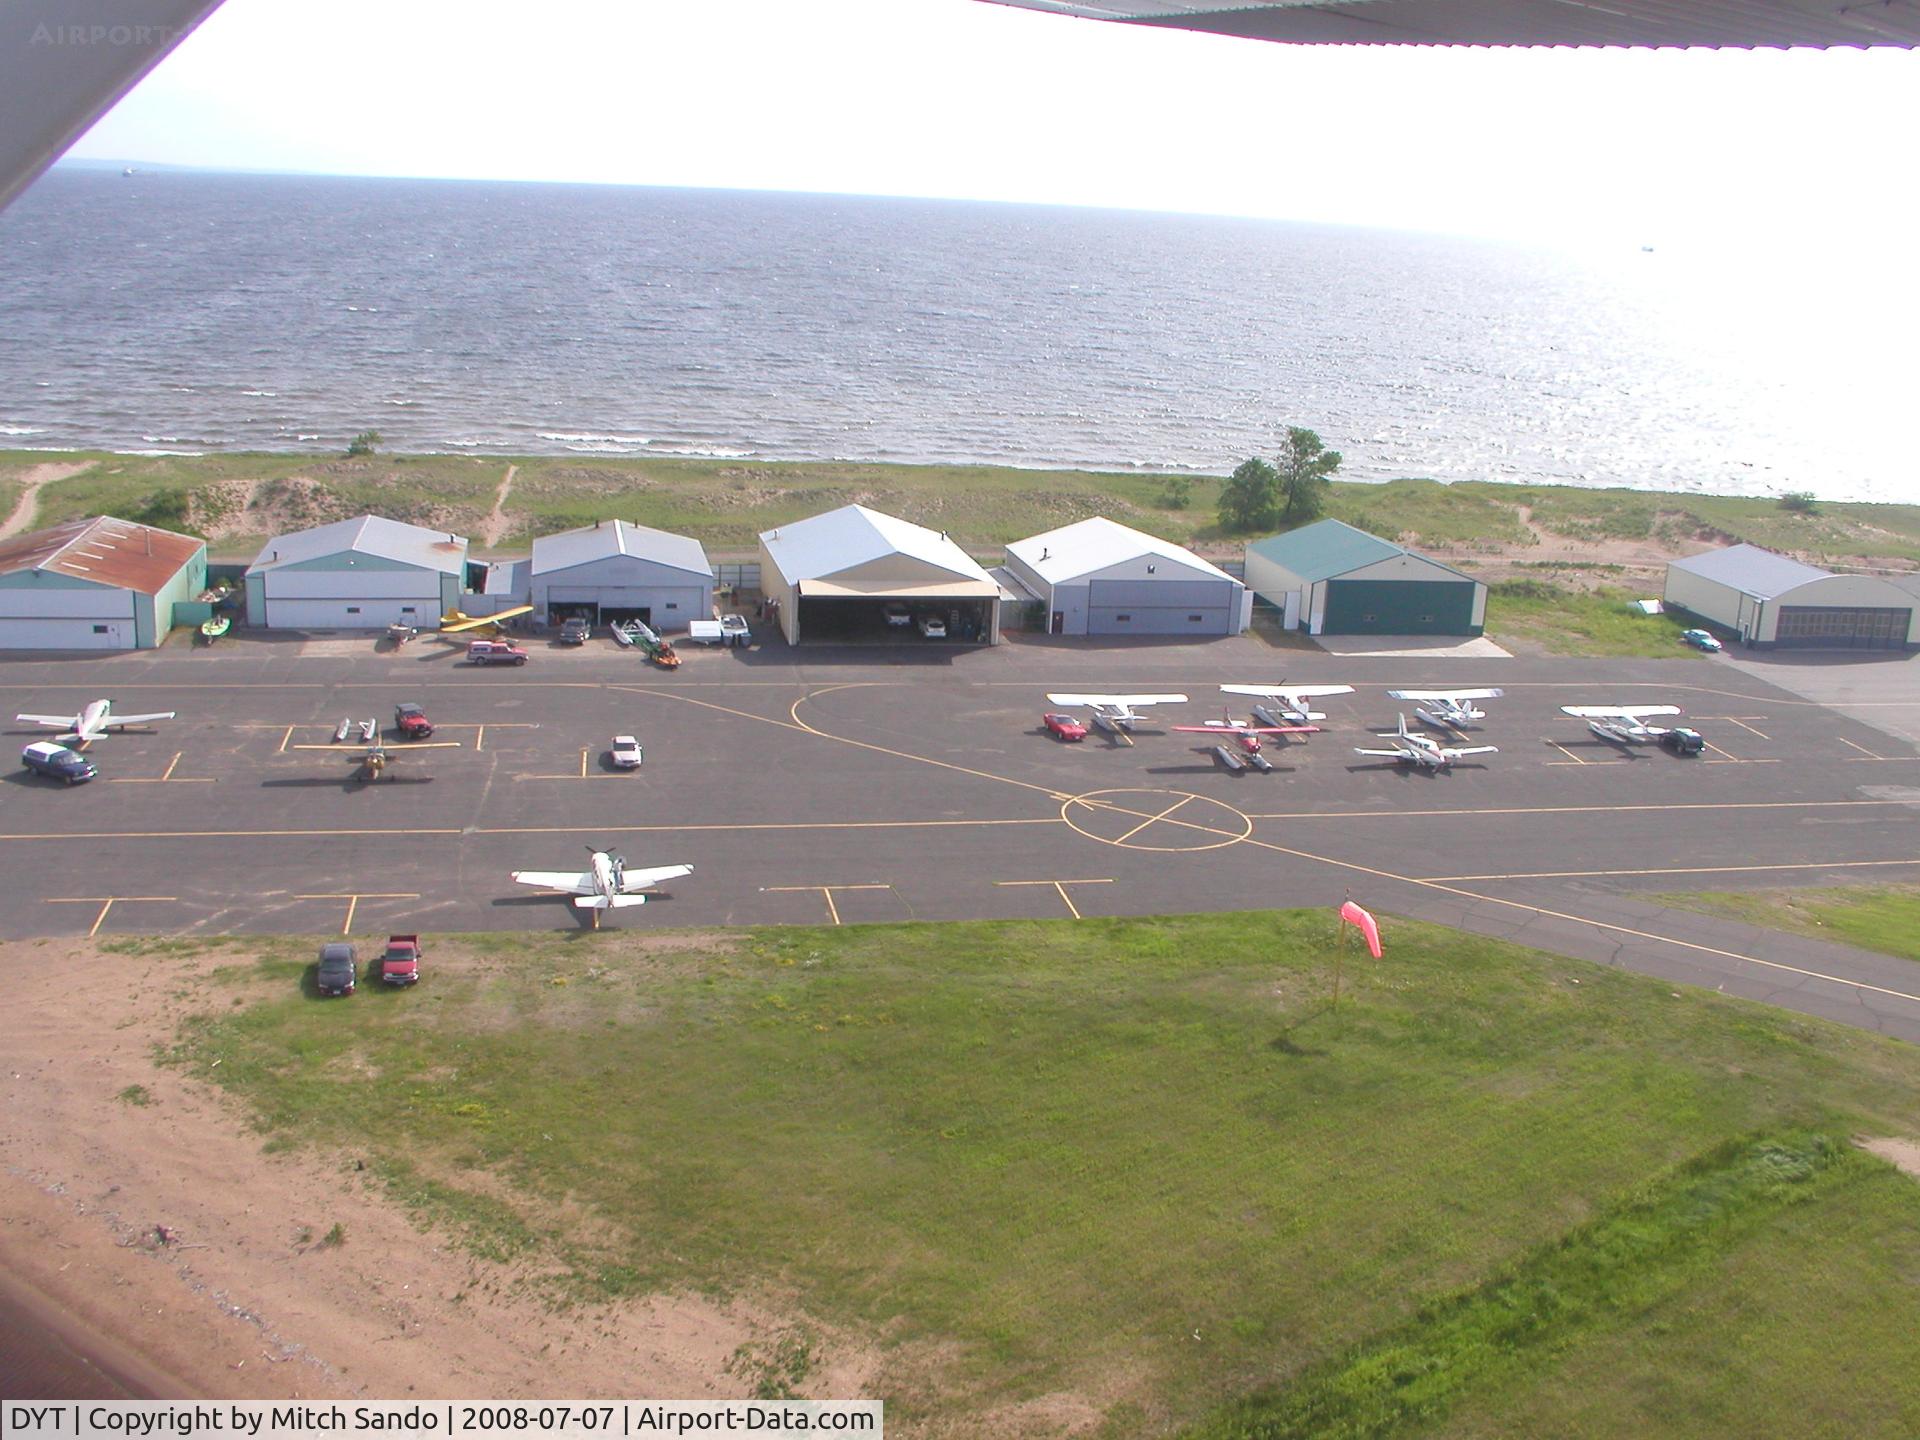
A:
245;515;467;630
531;520;714;631
1244;519;1485;637
1004;516;1250;636
1664;544;1917;650
758;504;1000;645
0;515;206;650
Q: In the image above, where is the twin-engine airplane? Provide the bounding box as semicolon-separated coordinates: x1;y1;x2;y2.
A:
1387;687;1504;732
16;698;177;748
1355;714;1498;771
1220;683;1355;723
1560;704;1684;745
511;848;694;927
1044;692;1187;733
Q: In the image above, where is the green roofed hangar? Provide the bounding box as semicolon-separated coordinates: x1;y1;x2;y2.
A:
1243;519;1485;637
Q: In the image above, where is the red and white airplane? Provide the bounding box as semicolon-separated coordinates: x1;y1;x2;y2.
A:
15;697;177;748
1044;692;1187;734
1174;712;1318;771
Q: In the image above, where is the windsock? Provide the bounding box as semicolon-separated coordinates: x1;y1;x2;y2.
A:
1339;900;1383;959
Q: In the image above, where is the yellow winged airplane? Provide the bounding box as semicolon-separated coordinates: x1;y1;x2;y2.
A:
438;605;533;635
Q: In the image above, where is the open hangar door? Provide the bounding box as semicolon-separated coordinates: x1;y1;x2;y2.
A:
796;595;994;643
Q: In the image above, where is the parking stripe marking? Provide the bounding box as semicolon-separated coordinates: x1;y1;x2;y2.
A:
1839;736;1883;759
996;878;1114;920
46;896;177;939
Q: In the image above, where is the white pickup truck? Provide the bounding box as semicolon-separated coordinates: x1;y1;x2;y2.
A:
687;614;751;646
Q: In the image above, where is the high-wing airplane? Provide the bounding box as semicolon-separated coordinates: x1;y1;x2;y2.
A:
1354;714;1498;771
1174;712;1317;771
15;698;177;748
1387;688;1505;733
1220;683;1355;724
1044;692;1187;734
511;848;694;927
439;605;534;635
294;738;461;782
1559;704;1685;745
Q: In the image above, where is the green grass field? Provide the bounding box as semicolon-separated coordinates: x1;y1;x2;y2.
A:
1653;885;1920;965
1481;579;1707;657
160;912;1920;1435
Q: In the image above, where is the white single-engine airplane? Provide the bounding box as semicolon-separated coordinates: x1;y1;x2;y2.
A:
1387;687;1504;733
1220;683;1355;724
1559;704;1685;745
1044;692;1187;734
15;698;177;748
511;848;694;927
1354;714;1498;771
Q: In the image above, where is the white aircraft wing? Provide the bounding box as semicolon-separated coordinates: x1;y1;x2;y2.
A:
1448;745;1500;756
617;864;694;893
1559;705;1683;719
1045;693;1187;707
1388;688;1504;702
1222;684;1354;700
107;710;177;726
510;870;595;895
1352;747;1407;757
15;712;80;728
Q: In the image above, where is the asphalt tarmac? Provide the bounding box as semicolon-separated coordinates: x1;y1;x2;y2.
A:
3;628;1918;1039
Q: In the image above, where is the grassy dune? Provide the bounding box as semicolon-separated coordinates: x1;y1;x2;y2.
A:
1482;579;1709;658
159;912;1920;1435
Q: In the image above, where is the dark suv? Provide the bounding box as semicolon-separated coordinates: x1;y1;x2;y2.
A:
1660;727;1705;757
316;943;357;997
559;616;591;645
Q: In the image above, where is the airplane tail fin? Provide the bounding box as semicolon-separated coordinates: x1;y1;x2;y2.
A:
573;895;647;910
1397;713;1410;738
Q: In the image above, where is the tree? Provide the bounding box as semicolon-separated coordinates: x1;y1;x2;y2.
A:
346;429;382;458
1160;476;1193;511
1276;426;1342;525
1218;457;1279;533
1778;490;1819;515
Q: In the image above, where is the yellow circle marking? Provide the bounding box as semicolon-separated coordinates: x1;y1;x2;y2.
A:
1060;788;1253;853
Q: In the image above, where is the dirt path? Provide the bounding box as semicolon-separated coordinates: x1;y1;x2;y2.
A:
480;463;518;549
0;461;90;539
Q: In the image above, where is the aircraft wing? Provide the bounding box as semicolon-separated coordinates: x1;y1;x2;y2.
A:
1559;705;1682;719
1352;747;1407;757
510;870;594;895
15;712;79;728
617;863;694;893
108;710;177;726
1448;745;1500;756
440;612;503;633
1389;688;1504;702
1045;693;1188;707
1222;684;1354;700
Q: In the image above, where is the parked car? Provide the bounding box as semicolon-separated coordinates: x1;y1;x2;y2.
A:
1660;727;1706;756
377;935;423;986
1043;712;1088;742
883;602;912;627
316;942;357;997
559;616;591;645
916;613;948;639
394;702;434;738
1680;628;1724;652
467;639;529;666
21;740;96;785
610;735;643;769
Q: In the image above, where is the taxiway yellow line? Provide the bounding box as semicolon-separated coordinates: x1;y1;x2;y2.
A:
46;896;177;939
1241;798;1920;822
1424;858;1920;883
1113;794;1195;847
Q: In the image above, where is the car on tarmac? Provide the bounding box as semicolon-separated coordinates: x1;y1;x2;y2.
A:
21;740;96;785
1680;629;1724;653
610;735;643;769
394;702;434;738
467;639;529;666
316;943;357;997
1043;712;1088;742
1660;727;1706;756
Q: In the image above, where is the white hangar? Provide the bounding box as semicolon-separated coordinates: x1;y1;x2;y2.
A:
1003;516;1249;636
0;515;207;650
530;520;715;632
1664;544;1917;650
244;515;469;630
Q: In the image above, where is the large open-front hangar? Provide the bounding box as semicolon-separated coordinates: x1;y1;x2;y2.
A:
757;503;1000;644
1665;544;1918;651
1;637;1918;1041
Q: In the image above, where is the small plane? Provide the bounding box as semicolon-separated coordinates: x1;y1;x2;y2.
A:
1387;687;1504;733
1354;714;1498;772
294;738;461;782
1173;713;1318;772
1044;692;1188;735
15;698;177;748
438;604;533;635
1219;683;1355;724
511;848;694;928
1559;704;1685;746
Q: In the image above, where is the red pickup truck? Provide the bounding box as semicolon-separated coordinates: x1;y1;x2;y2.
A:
394;702;434;739
378;934;423;986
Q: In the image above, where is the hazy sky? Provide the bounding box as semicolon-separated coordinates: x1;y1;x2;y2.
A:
65;0;1920;250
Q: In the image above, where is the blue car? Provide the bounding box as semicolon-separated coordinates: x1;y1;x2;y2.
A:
1681;629;1724;652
